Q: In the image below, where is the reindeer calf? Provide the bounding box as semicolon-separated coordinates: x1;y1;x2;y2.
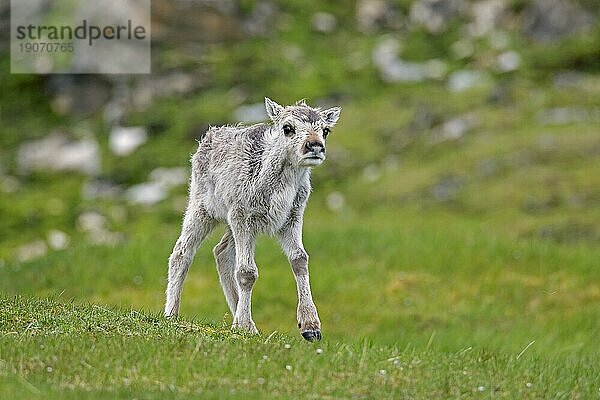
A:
165;98;341;341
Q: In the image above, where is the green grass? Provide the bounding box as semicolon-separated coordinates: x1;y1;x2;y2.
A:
1;295;599;399
2;78;600;395
2;2;600;397
2;208;600;352
2;75;600;397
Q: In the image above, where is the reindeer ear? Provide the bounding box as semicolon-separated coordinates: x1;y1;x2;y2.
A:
321;106;341;126
264;97;284;122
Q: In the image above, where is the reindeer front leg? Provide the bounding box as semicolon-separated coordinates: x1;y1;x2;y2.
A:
278;215;321;342
229;217;259;335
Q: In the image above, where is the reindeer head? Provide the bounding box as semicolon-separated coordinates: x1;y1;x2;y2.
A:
265;97;341;167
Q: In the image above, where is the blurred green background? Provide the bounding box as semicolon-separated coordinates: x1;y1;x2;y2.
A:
1;0;599;353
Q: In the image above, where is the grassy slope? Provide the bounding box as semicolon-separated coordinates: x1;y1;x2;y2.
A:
2;73;600;399
1;295;599;399
1;78;600;397
2;77;599;349
2;208;600;353
2;2;600;398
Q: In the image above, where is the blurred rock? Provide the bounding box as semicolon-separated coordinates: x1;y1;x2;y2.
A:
242;0;276;37
47;75;111;116
233;103;268;123
380;60;426;83
447;69;485;92
152;0;240;43
362;164;382;182
382;155;400;171
282;44;304;63
537;134;557;152
311;12;337;33
430;114;477;143
149;167;188;189
17;134;100;176
356;0;403;33
410;0;464;34
372;38;425;83
410;105;439;132
103;80;130;125
109;126;148;156
124;167;188;206
467;0;506;37
430;176;463;201
478;158;497;178
47;230;69;251
82;180;123;200
522;0;594;42
103;99;128;127
487;82;512;105
16;240;47;263
125;182;168;206
227;86;250;107
496;51;521;72
77;211;122;246
78;211;107;232
537;107;600;125
88;230;124;247
372;38;447;83
152;72;200;97
522;194;561;215
441;117;470;140
132;73;201;109
552;71;587;89
536;222;598;244
326;191;346;212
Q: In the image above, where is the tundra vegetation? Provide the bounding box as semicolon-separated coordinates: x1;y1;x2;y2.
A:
1;0;600;398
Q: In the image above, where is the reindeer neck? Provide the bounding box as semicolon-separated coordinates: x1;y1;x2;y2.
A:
259;128;310;186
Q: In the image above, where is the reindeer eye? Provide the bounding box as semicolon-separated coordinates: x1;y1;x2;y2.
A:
283;124;295;136
323;127;330;138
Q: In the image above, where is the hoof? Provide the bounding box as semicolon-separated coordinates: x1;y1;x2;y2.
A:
232;320;259;335
301;329;322;342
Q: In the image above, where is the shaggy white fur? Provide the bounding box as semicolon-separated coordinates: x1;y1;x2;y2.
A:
165;98;341;341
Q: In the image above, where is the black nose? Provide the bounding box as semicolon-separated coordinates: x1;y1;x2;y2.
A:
304;140;325;154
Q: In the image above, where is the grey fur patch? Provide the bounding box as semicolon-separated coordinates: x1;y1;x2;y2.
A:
289;107;322;124
244;124;268;178
290;253;308;275
243;123;270;140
